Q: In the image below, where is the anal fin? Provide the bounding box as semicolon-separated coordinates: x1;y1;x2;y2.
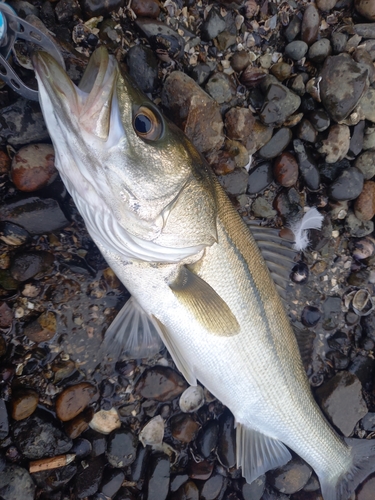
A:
169;266;239;337
101;296;164;360
236;424;292;484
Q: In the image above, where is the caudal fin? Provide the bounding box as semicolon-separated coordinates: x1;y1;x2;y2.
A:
319;438;375;500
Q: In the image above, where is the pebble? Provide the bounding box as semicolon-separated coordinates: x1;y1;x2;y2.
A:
258;128;292;159
89;407;121;434
197;420;219;458
10;250;54;281
358;88;375;123
331;32;348;54
284;41;308;61
268;458;312;495
225;107;272;154
0;464;35;500
319;125;350;163
172;480;199;500
355;0;375;20
190;63;213;86
320;54;368;123
251;197;277;218
247;162;273;194
270;62;292;81
161;71;224;154
81;0;122;16
0;196;69;235
32;463;77;494
136;19;184;60
0;398;9;439
354;23;375;38
354;181;375;220
205;73;236;104
200;474;225;500
0;302;13;328
241;66;267;88
217;409;236;468
24;311;57;343
315;371;368;436
328;167;364;201
126;44;159;94
297;118;318;143
260;83;301;126
308;39;332;64
293;140;320;191
145;454;170;500
71;437;92;459
136;366;187;402
200;6;226;41
349;354;375;386
188;459;213;481
139;415;165;446
106;428;138;468
11;388;39;420
317;0;337;11
301;4;320;45
242;476;266;500
361;412;375;431
65;408;94;439
346;211;374;237
74;456;106;498
0;221;30;246
13;411;72;459
301;306;321;327
170;414;200;443
179;385;205;413
348;120;365;158
100;469;125;498
132;0;160;18
231;50;250;72
284;15;301;43
56;382;97;422
218;168;249;196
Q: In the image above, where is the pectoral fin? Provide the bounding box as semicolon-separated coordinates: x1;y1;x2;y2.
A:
169;267;240;337
236;424;292;484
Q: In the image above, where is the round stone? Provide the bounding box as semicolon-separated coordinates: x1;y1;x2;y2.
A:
56;382;97;422
11;389;39;421
273;152;299;187
11;144;57;192
354;181;375;221
285;41;308;61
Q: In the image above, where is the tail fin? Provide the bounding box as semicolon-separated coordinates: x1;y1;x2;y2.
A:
319;438;375;500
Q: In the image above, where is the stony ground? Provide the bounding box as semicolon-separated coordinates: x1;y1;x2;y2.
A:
1;0;375;499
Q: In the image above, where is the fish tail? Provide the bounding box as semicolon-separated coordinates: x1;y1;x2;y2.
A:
319;438;375;500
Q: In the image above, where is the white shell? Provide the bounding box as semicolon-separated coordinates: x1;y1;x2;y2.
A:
179;385;205;413
139;415;165;447
89;407;121;435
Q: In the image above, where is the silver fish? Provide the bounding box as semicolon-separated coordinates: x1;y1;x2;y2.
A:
33;47;375;500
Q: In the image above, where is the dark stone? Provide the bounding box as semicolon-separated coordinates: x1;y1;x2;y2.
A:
247;162;273;194
106;428;138;468
293;140;320;191
0;99;49;146
349;354;375;387
197;420;220;458
172;480;199;500
301;4;320;45
0;464;35;500
285;41;308;61
307;109;330;132
70;438;92;459
258;128;293;159
32;464;77;493
131;445;150;482
268;457;312;494
301;306;321;327
0;221;30;246
242;475;266;500
201;474;225;500
0;398;9;439
200;7;226;41
348;120;365;158
10;251;54;282
284;15;301;43
74;456;106;498
81;0;124;17
126;44;159;94
260;84;301;126
101;469;125;497
135;19;184;59
145;454;170;500
217;409;236;469
190;63;213;86
328;167;364;201
135;366;187;402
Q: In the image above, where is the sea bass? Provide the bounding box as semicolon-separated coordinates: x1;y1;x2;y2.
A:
33;47;375;500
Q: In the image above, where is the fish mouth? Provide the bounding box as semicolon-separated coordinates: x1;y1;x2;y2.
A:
32;46;119;140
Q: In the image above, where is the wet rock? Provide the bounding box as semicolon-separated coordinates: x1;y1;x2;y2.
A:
0;221;30;246
320;54;368;123
218;168;248;196
315;371;368;436
0;197;69;234
71;438;92;460
217;409;236;469
258;128;292;159
135;366;187;402
242;475;266;500
136;19;184;60
170;414;200;443
100;469;125;497
0;99;49;146
11;388;39;421
161;71;224;154
0;398;9;439
284;15;301;43
32;464;77;494
260;83;301;127
145;453;170;500
205;73;236;104
188;459;213;480
231;51;250;72
293;140;320;191
301;4;320;45
247;162;273;194
139;415;165;446
10;250;54;282
126;44;159;94
0;301;13;328
0;464;35;500
89;407;121;434
268;457;312;495
197;420;219;458
75;456;105;498
200;474;225;500
173;480;199;500
201;7;226;41
285;41;308;61
179;385;205;413
24;310;57;343
81;0;123;17
56;382;97;422
106;428;138;467
11;144;56;192
296;118;318;143
132;0;160;18
354;181;375;221
319;124;350;163
328;167;364;201
301;306;321;327
273;152;299;187
65;408;94;439
308;39;332;64
13;412;72;459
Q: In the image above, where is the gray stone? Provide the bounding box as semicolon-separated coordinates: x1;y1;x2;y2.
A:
355;151;375;179
258;128;292;159
0;465;35;500
205;73;235;104
218;168;249;196
260;83;301;126
346;211;374;237
285;41;308;61
308;38;332;64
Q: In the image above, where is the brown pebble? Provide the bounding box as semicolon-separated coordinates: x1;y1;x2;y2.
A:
301;5;320;45
132;0;160;18
64;407;94;439
170;414;200;443
188;459;214;480
56;382;97;422
24;311;57;343
273;152;299;187
135;366;187;402
355;0;375;21
231;51;250;72
0;301;13;328
354;181;375;221
11;144;57;192
270;62;292;81
0;150;11;174
11;389;39;421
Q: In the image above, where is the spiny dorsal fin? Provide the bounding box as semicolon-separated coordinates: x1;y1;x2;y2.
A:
169;266;240;337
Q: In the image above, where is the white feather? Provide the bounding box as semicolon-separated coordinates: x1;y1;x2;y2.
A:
290;207;324;251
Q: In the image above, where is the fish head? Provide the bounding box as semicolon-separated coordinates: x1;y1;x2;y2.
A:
32;47;217;253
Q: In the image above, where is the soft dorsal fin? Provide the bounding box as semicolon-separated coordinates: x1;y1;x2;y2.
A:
236;423;292;484
100;296;164;360
169;266;240;337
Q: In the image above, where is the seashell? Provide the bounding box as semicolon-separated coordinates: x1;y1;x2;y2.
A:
352;236;375;260
306;77;322;102
240;66;267;88
345;289;375;316
179;385;205;413
139;415;164;446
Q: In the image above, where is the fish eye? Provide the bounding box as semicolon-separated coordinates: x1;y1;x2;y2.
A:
133;106;163;141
